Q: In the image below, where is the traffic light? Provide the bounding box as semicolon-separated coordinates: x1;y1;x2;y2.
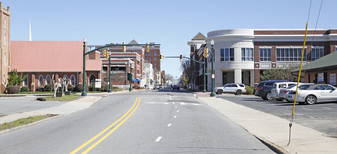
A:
122;42;126;52
103;50;108;58
203;48;209;58
180;55;183;61
160;55;164;60
145;43;150;52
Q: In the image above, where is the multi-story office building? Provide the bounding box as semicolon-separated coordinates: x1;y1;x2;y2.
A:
189;29;337;91
0;3;10;92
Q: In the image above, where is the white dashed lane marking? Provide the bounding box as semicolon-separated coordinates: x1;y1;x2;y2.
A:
167;123;172;127
155;136;162;142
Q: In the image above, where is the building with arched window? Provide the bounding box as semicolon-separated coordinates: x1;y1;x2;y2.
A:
11;41;101;92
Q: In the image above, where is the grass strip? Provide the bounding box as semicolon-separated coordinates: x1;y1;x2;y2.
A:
44;94;81;101
0;114;58;131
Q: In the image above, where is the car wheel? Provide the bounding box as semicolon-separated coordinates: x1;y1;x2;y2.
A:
217;90;223;94
305;95;317;105
235;90;242;95
265;92;272;100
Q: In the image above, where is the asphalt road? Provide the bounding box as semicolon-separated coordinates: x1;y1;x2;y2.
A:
0;90;274;154
217;94;337;137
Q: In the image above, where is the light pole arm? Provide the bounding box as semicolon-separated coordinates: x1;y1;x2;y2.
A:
165;56;204;65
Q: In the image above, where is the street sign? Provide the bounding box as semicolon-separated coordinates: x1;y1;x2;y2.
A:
95;79;101;88
212;74;215;79
205;73;210;75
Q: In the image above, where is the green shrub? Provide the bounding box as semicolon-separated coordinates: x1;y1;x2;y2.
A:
36;87;44;92
68;85;75;92
20;86;30;92
88;85;95;91
6;85;20;94
245;85;254;95
112;87;120;90
101;85;109;92
44;85;52;91
74;84;83;92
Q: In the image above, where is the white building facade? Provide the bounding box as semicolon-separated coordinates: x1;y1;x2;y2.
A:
188;29;337;91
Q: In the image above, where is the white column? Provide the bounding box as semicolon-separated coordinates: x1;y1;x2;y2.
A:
234;69;242;83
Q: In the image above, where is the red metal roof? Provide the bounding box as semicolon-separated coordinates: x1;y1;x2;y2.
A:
11;41;101;72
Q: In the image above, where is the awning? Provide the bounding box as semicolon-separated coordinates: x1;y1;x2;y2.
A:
136;79;141;82
132;79;136;81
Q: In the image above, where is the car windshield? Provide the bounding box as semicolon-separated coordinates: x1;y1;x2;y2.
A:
299;85;311;90
287;85;297;89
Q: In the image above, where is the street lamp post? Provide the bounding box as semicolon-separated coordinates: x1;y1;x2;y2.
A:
81;38;87;96
129;62;133;92
210;39;216;97
203;57;207;93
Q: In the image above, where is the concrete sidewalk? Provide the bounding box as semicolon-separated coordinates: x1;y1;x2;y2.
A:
198;95;337;154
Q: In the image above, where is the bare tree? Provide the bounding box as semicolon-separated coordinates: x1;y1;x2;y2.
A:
180;60;195;86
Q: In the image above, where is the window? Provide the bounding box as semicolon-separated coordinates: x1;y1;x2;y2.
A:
277;48;306;61
23;75;28;86
46;75;51;85
154;62;157;65
311;47;324;61
154;52;157;56
103;66;107;73
259;48;271;61
70;75;76;86
241;48;254;61
220;48;234;61
38;75;44;87
149;57;151;61
154;57;157;60
3;34;7;46
3;53;6;66
63;75;68;85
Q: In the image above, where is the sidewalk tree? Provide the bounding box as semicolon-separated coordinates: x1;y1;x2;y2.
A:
6;69;27;94
180;60;195;87
260;65;300;82
7;69;27;86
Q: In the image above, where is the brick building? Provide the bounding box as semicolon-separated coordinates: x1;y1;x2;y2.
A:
11;41;101;92
0;2;10;92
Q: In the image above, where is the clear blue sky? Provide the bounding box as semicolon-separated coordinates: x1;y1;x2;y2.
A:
3;0;337;78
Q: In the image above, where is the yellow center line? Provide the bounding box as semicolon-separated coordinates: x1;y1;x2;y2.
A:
81;98;141;154
70;98;140;154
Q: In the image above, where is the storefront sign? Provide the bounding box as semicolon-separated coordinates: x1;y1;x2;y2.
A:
330;73;336;85
317;73;324;82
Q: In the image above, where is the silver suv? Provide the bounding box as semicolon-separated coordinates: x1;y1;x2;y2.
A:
215;83;246;95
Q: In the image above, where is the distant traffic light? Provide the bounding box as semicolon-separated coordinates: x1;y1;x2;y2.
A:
122;42;126;52
180;55;183;61
103;50;108;58
203;48;209;58
160;55;164;60
145;43;150;52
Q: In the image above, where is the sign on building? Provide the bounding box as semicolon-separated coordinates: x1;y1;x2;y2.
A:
317;73;324;82
95;79;102;88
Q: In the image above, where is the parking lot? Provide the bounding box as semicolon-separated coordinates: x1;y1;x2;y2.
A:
217;94;337;137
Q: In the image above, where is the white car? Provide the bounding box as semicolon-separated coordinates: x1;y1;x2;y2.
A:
278;83;314;102
270;82;297;100
214;83;246;95
287;84;337;105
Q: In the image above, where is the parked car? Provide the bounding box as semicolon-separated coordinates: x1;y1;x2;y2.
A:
279;83;314;102
255;80;289;100
287;84;337;105
172;85;180;90
214;83;246;95
270;82;298;101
